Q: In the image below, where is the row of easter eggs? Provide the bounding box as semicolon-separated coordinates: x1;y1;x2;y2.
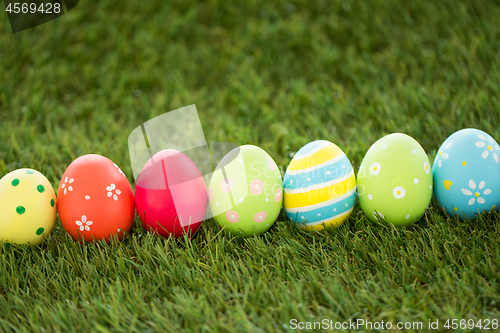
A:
0;147;281;245
1;128;499;245
288;128;500;230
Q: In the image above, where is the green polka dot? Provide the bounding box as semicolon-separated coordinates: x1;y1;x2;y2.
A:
37;185;45;193
25;170;34;174
16;206;25;215
36;227;44;236
11;178;19;186
50;199;55;207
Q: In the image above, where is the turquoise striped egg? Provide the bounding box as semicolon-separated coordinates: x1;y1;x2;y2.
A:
433;128;500;219
283;140;357;231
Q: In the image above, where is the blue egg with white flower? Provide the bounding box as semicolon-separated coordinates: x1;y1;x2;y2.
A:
432;128;500;219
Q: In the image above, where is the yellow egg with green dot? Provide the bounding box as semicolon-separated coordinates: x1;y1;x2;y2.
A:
0;169;57;245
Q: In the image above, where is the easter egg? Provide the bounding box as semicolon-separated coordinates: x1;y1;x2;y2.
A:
135;149;207;238
57;154;135;242
432;128;500;219
357;133;433;226
0;169;56;245
209;145;282;236
283;140;356;231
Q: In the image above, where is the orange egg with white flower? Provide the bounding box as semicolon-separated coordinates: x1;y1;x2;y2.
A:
57;154;135;242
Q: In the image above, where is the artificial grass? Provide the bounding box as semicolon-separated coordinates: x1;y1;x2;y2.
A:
1;0;500;331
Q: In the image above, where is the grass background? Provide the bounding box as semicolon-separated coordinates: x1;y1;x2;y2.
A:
1;0;500;331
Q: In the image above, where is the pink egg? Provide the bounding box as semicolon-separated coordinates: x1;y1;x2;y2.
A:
135;149;207;238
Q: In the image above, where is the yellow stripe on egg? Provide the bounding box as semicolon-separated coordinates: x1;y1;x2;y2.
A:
284;187;357;213
285;153;345;175
300;208;354;231
288;144;344;171
284;170;356;208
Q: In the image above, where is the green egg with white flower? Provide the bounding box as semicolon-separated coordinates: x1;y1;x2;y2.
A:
357;133;433;226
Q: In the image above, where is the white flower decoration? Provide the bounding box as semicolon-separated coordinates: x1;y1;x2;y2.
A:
61;177;74;195
434;141;453;168
423;161;430;174
75;215;93;231
476;134;499;163
393;186;406;199
370;162;381;175
106;183;121;201
113;163;126;177
461;179;491;205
